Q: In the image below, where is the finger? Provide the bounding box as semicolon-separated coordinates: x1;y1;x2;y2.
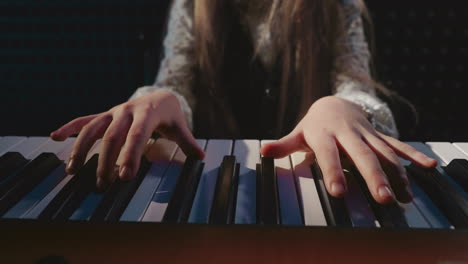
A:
337;133;395;204
118;113;156;181
66;114;112;175
377;132;437;168
261;129;308;159
170;123;205;159
363;134;413;203
97;113;132;189
306;133;347;198
51;114;99;141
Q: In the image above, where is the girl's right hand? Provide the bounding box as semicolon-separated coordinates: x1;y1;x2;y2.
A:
50;90;204;189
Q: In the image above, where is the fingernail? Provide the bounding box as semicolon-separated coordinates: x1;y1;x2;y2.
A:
331;182;345;196
119;166;132;180
378;186;393;200
66;158;75;174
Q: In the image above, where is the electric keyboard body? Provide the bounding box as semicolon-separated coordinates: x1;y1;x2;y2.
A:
0;136;468;263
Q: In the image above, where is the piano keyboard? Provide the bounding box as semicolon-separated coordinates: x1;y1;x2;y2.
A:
0;136;467;230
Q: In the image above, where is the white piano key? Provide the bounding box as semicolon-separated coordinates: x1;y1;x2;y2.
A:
261;140;302;226
189;140;233;224
23;141;103;219
291;152;327;227
426;142;468;164
27;137;75;160
233;140;260;224
6;137;49;159
0;136;26;156
120;139;178;222
406;142;467;199
343;171;378;227
142;140;207;222
54;137;77;161
453;142;468;157
141;191;171;222
3;164;67;218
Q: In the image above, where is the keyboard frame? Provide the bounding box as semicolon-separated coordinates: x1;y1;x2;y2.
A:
1;218;467;263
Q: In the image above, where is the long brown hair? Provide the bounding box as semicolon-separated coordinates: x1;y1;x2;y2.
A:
192;0;397;138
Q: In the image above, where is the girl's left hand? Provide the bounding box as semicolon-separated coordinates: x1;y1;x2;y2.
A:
261;96;437;205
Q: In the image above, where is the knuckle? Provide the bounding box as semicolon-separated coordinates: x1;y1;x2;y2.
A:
127;131;145;142
98;112;113;124
116;103;134;115
102;132;121;145
355;146;374;159
323;165;343;180
138;104;155;116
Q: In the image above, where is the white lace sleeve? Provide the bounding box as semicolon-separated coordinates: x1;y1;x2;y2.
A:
333;0;399;138
129;0;196;130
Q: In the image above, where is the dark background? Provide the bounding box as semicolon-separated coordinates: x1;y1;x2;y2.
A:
0;0;467;141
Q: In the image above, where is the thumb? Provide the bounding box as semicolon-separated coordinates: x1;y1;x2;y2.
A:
261;130;306;158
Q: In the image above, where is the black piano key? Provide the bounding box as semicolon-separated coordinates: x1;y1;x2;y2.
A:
88;178;121;221
0;153;61;216
163;157;204;223
407;164;468;228
257;157;280;225
350;166;408;228
0;152;29;182
311;163;352;227
91;158;151;222
444;159;468;192
38;155;99;220
209;156;238;224
256;163;261;224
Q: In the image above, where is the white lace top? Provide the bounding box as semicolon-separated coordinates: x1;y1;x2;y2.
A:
130;0;399;138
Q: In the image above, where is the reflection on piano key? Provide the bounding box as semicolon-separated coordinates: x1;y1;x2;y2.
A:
23;141;102;219
141;140;206;223
0;136;26;156
91;159;150;222
343;170;378;228
407;164;468;228
7;137;49;159
0;153;62;216
209;155;238;224
189;140;232;224
290;152;327;227
409;178;452;228
0;137;465;232
312;163;352;227
398;201;430;228
70;192;103;220
3;164;67;218
27;137;74;160
407;142;468;200
120;139;178;222
233;140;259;224
261;140;302;226
142;146;193;222
426;142;468;165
